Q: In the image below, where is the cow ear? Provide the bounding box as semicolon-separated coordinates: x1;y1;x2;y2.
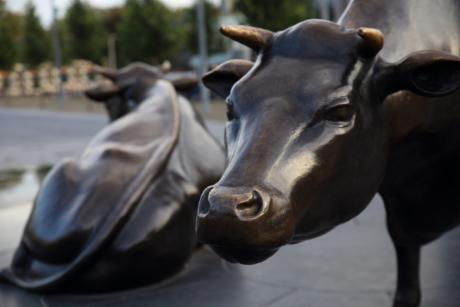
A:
165;72;199;92
374;51;460;98
202;59;254;98
91;66;117;81
85;83;121;102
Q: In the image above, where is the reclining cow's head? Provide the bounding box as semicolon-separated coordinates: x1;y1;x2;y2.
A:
85;63;197;121
196;20;460;264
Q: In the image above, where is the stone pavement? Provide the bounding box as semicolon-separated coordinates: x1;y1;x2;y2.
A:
0;196;459;307
0;108;106;170
0;107;225;170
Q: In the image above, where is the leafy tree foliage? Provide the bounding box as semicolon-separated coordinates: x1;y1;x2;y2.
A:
102;7;122;34
118;0;179;66
0;0;21;69
179;1;223;54
21;2;51;68
234;0;317;31
64;0;106;63
0;0;312;69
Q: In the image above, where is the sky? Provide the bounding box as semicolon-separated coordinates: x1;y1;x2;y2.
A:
6;0;220;27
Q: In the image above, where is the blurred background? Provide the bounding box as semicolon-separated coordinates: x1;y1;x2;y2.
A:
0;0;349;113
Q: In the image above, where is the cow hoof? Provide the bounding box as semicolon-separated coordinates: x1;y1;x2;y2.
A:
393;290;421;307
392;298;420;307
393;302;419;307
194;242;205;251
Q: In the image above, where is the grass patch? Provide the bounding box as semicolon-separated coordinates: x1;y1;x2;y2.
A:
0;168;25;190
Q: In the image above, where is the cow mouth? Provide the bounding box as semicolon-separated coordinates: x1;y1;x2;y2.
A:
209;245;279;265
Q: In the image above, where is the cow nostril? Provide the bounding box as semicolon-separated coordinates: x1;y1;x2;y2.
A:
235;190;265;220
198;187;212;218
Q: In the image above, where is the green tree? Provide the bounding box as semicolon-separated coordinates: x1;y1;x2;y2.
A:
234;0;317;31
22;2;51;68
64;0;106;63
102;7;122;34
0;0;21;69
180;1;223;54
118;0;179;65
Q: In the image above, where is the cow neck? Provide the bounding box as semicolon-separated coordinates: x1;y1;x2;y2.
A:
124;78;160;106
173;96;224;193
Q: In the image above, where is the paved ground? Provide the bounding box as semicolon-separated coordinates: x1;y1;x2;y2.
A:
0;108;459;307
0;107;225;170
0;197;459;307
0;108;107;170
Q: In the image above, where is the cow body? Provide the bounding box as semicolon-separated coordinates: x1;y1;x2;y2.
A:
196;1;460;306
342;0;460;241
344;1;460;305
1;78;225;293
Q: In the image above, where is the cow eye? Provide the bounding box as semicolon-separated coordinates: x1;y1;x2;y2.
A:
324;104;355;122
226;100;235;121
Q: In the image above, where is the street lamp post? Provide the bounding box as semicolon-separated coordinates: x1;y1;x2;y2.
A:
196;0;210;113
108;34;117;69
50;0;65;106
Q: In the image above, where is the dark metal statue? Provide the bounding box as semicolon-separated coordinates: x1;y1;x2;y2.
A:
196;0;460;306
87;62;199;121
1;64;225;293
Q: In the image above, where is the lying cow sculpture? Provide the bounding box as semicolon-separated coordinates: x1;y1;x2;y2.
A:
87;62;199;121
196;0;460;306
1;64;225;293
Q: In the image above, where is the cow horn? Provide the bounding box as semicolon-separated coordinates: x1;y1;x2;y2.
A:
220;25;273;52
91;66;117;81
357;27;384;58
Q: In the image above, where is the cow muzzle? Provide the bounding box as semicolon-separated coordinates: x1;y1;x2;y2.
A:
196;185;295;264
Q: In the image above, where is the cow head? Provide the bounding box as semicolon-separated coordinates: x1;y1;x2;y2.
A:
85;63;198;121
196;20;460;264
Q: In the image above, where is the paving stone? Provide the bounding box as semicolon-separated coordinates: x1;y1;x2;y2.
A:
0;196;459;307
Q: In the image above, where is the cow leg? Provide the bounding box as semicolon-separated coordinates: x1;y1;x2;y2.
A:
383;196;423;307
392;244;421;307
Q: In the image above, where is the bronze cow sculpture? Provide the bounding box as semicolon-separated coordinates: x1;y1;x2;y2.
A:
1;65;225;293
87;62;199;121
196;0;460;306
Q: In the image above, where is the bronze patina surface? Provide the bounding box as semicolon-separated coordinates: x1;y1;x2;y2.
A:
1;64;225;293
86;63;199;121
197;0;460;306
